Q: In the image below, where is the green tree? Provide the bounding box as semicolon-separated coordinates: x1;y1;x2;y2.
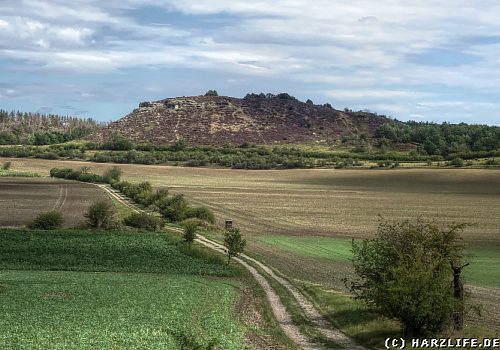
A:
28;210;64;230
348;218;469;336
223;228;246;264
183;221;198;243
84;201;118;229
204;90;218;96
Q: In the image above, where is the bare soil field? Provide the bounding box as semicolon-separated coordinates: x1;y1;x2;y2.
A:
0;177;109;227
4;157;499;239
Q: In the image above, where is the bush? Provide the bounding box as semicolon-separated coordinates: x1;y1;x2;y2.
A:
28;210;63;230
2;161;11;170
157;194;189;222
123;212;164;231
448;157;464;167
185;206;215;224
84;201;119;229
103;166;122;183
183;221;198;243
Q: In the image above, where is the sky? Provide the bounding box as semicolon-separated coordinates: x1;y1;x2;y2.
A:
0;0;499;125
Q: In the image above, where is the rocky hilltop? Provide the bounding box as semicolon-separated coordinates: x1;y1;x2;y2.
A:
87;95;391;146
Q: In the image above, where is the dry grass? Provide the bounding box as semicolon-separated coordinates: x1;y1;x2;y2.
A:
3;157;499;240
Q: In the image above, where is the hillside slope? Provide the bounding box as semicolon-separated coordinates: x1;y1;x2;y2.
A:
87;95;390;146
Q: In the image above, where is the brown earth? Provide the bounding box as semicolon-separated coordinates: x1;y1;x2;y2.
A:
86;95;390;146
0;177;109;227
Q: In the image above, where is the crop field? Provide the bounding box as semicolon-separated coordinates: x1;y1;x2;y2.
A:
0;177;109;228
3;157;500;334
0;229;253;349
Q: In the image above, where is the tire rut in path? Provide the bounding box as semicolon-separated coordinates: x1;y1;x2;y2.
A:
97;184;366;350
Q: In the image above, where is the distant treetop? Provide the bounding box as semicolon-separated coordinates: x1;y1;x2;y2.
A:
244;92;297;101
204;90;219;97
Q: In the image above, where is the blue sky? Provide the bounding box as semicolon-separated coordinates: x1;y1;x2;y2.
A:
0;0;499;125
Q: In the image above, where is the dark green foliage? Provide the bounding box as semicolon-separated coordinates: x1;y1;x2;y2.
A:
183;221;198;243
185;206;216;224
123;212;164;231
103;166;122;183
50;167;106;183
157;194;189;222
0;229;235;276
223;228;246;264
375;122;499;157
2;161;11;170
204;90;218;97
349;218;468;336
100;133;134;150
448;157;464;167
27;211;63;230
84;201;119;229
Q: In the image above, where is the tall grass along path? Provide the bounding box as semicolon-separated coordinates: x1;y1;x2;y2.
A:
96;183;366;350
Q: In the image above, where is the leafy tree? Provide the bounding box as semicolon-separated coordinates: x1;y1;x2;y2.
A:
348;218;469;336
103;166;122;183
183;221;198;243
157;194;189;222
223;228;246;264
28;210;64;230
204;90;219;97
84;201;119;229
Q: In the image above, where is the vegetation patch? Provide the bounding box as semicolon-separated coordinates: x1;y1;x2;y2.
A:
0;270;245;350
0;229;236;276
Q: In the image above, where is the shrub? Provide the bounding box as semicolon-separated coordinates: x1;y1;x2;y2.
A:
103;166;122;183
185;206;215;224
28;210;63;230
2;161;11;170
204;90;218;96
84;201;119;229
157;194;189;222
123;212;164;231
448;157;464;167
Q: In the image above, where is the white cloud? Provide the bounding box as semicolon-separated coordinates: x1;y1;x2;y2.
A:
326;89;427;100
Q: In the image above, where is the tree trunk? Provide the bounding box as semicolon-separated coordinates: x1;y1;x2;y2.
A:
451;262;469;331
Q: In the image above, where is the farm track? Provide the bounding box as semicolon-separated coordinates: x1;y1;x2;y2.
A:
97;184;366;350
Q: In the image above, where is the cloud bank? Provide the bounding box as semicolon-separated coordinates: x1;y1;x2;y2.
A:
0;0;499;124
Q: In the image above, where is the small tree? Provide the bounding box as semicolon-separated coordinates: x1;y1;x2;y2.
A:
183;221;198;243
348;218;469;336
103;166;122;184
84;201;118;229
28;210;63;230
2;161;12;170
223;228;246;264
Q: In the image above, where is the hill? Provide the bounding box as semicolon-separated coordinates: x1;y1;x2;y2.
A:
87;94;391;146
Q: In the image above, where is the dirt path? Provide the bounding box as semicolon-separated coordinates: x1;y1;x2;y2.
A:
98;184;366;350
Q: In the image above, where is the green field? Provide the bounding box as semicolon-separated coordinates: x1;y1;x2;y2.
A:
257;235;500;289
0;271;244;350
0;229;254;349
